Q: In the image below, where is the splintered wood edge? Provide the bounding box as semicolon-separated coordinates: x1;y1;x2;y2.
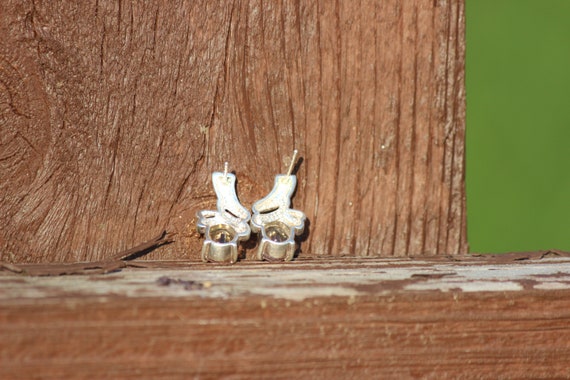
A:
2;256;570;303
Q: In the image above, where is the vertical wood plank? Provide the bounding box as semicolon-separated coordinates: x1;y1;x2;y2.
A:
0;0;467;262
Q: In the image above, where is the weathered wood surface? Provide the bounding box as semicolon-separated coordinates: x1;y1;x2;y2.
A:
2;253;570;379
0;0;466;262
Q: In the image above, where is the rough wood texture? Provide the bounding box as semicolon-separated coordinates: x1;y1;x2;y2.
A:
2;254;570;379
0;0;467;262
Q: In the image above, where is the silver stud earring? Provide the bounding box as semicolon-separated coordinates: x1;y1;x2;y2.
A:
251;150;306;262
196;162;251;264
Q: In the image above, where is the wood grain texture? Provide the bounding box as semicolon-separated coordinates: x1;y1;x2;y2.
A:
0;0;467;262
1;255;570;379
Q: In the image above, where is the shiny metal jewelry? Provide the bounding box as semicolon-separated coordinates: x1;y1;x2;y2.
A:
250;150;306;262
196;163;251;264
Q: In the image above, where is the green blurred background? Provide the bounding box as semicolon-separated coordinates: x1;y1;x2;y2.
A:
466;0;570;253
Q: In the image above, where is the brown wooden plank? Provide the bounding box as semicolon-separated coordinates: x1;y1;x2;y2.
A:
0;1;466;262
1;255;570;378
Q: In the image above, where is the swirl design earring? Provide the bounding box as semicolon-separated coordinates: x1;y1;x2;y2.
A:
250;150;306;262
196;163;251;264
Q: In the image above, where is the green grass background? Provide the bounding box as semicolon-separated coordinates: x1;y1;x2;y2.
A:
466;0;570;253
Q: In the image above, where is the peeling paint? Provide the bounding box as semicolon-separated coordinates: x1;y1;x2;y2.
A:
2;257;570;301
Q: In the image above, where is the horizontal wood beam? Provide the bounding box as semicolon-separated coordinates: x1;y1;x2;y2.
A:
2;253;570;378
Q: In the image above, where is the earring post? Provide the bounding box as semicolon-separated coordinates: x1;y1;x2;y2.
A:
287;150;298;176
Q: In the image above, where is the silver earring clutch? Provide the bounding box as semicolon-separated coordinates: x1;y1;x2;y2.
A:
196;163;251;264
250;150;306;262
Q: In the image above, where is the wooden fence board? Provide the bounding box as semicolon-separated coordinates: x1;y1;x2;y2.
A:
1;254;570;379
0;0;467;262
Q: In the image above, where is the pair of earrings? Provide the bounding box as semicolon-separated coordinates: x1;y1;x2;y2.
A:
196;150;306;264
